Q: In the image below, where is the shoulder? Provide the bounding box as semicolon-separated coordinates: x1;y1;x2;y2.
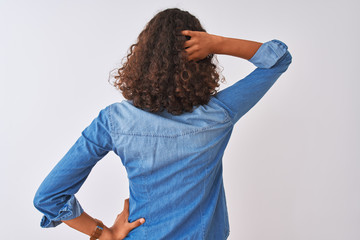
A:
106;100;134;115
104;100;137;130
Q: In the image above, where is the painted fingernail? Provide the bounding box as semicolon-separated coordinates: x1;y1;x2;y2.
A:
140;218;145;223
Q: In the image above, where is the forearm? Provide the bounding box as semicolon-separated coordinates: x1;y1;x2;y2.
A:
62;211;113;240
211;34;263;60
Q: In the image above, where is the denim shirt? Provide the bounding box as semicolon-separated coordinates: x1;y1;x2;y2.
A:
33;39;292;240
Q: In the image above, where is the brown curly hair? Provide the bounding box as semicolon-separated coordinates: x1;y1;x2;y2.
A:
109;8;225;115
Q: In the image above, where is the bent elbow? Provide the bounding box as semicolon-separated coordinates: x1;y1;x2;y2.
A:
33;191;43;211
286;51;293;65
272;50;293;73
33;188;50;212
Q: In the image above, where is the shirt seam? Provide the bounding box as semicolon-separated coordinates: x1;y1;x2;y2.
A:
107;104;116;150
81;131;110;152
110;121;233;138
268;42;280;58
110;101;233;138
208;97;232;123
201;171;206;239
210;97;237;127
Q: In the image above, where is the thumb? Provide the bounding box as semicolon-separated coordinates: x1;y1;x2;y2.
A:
128;218;145;229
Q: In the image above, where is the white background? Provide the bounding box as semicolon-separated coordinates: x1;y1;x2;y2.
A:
1;0;359;239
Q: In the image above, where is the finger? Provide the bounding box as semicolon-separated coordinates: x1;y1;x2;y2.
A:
123;198;129;212
181;30;193;37
184;51;192;61
128;218;145;229
183;39;196;48
187;53;196;61
189;53;202;62
185;46;198;56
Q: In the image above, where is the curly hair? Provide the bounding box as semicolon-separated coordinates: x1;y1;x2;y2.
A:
109;8;225;115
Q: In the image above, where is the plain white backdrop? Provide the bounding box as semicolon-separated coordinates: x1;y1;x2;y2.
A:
1;0;359;239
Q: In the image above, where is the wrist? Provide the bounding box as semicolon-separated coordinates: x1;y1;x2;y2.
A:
209;34;225;55
99;226;114;240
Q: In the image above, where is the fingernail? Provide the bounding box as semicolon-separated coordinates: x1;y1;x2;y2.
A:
140;218;145;224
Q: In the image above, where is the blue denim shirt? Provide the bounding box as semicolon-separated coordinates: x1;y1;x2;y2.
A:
33;39;292;239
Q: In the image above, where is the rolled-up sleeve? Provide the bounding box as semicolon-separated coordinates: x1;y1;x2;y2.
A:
33;105;114;228
214;39;292;124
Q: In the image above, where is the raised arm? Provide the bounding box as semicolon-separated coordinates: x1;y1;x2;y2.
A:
181;30;262;61
211;35;263;60
181;30;292;123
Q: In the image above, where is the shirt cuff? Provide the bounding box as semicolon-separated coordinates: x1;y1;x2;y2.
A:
39;195;84;228
248;39;289;69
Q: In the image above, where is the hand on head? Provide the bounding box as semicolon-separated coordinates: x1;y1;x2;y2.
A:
181;30;214;62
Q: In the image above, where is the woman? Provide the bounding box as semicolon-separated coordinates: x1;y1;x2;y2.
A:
33;7;292;240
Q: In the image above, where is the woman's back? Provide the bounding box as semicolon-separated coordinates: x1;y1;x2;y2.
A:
33;37;292;239
109;97;233;239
